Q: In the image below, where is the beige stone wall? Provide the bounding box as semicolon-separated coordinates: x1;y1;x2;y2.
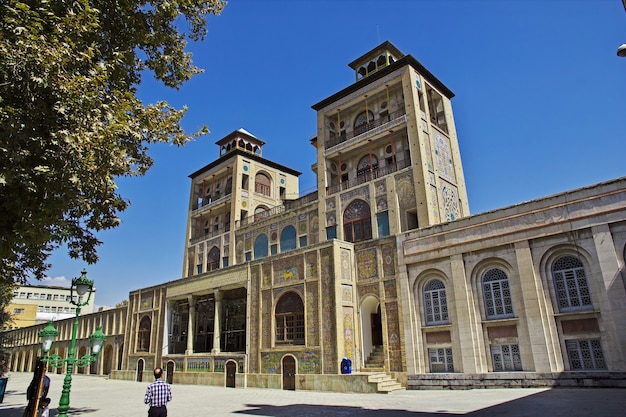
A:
400;178;626;377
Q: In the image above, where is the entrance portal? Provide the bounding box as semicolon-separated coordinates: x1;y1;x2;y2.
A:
360;296;383;367
226;361;236;388
281;356;296;390
137;359;144;382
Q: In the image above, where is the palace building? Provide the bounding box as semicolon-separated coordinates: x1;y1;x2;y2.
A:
5;42;626;391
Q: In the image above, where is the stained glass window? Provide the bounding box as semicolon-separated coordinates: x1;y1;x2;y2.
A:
343;199;372;242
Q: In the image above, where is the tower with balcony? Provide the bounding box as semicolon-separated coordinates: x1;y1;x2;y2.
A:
183;128;301;278
311;41;469;243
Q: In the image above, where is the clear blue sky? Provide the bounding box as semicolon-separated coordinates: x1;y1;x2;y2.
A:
43;0;626;307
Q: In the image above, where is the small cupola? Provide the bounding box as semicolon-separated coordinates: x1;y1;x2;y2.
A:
216;128;266;157
348;41;405;82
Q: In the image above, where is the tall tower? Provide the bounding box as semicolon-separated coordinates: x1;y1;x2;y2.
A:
182;129;300;278
312;41;469;242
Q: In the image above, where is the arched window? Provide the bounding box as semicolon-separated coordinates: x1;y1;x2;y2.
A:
353;110;375;134
343;199;372;242
255;172;271;196
280;225;297;252
552;255;592;312
254;234;268;259
482;268;514;319
275;292;304;345
207;246;220;271
138;316;151;352
423;279;448;325
357;154;379;177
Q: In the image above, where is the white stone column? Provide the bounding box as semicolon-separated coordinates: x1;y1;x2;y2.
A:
592;224;626;370
186;295;195;355
514;241;562;372
212;291;222;353
450;254;487;373
397;264;423;374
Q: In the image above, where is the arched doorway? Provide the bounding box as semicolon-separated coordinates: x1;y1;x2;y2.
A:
103;345;113;375
137;359;144;382
166;361;175;384
281;356;296;391
360;296;383;367
225;361;236;388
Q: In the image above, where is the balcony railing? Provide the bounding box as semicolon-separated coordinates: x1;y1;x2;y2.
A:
326;158;411;195
190;224;231;244
235;191;319;229
325;107;406;150
191;188;233;215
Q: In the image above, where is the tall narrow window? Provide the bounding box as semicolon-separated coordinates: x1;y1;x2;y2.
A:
482;268;514;319
255;172;271;196
343;199;372;243
138;316;152;352
254;234;269;259
423;279;448;325
280;225;297;252
207;246;220;272
552;256;592;312
275;292;305;345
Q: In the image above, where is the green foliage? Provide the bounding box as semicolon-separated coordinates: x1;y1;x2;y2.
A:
0;0;225;283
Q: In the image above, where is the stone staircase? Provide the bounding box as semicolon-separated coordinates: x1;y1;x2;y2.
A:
363;345;385;371
362;346;404;393
367;372;405;393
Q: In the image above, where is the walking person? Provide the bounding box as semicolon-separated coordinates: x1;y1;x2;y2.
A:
144;367;172;417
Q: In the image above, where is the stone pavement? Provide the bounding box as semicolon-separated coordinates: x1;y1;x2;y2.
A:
1;371;625;417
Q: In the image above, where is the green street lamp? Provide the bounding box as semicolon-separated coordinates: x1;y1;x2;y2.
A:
39;270;106;417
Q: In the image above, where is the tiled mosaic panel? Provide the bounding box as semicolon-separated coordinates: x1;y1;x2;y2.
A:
375;180;386;196
306;281;319;346
260;351;321;374
343;306;355;360
273;254;304;285
249;267;260;373
382;242;396;277
341;248;352;283
262;290;271;349
262;262;272;286
385;301;403;372
434;131;455;182
395;172;416;210
298;350;321;374
357;247;378;281
340;185;369;208
305;251;318;279
430;184;440;223
424;132;433;171
442;182;460;221
321;247;337;373
358;282;380;299
384;279;397;299
341;284;353;303
309;212;319;245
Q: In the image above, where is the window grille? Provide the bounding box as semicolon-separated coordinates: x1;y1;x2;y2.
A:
566;339;606;370
424;279;448;325
491;344;522;371
428;348;454;372
552;256;592;312
482;268;514;319
275;292;305;345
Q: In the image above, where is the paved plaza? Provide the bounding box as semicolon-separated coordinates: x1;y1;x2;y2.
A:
1;371;625;417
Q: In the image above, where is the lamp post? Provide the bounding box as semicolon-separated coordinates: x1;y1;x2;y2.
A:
38;270;106;417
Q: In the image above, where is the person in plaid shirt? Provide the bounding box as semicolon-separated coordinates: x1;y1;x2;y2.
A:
144;368;172;417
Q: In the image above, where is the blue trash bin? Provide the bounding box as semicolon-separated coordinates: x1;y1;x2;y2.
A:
341;357;352;374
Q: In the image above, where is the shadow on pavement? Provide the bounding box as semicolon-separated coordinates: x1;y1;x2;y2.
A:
238;388;626;417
